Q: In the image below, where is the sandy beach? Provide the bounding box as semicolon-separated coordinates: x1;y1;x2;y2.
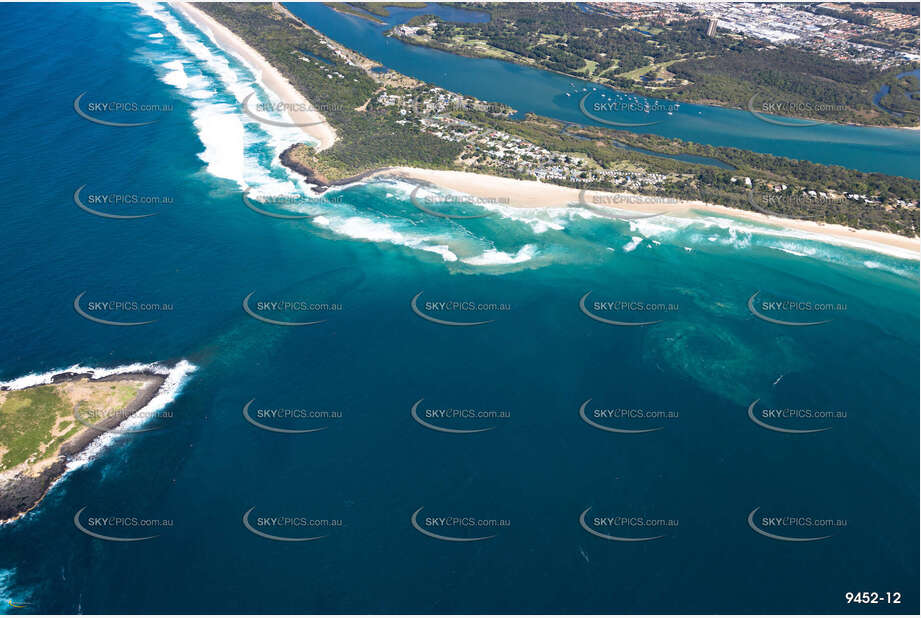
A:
372;167;920;258
171;4;916;259
173;2;337;152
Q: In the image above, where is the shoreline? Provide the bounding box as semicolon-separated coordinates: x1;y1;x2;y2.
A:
391;34;920;132
173;1;338;152
182;3;918;259
0;371;168;525
279;145;394;192
367;167;920;258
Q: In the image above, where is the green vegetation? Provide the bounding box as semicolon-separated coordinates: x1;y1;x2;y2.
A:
323;3;384;23
856;3;920;16
284;129;460;182
200;3;918;236
878;72;919;117
0;381;143;472
806;4;874;25
406;3;727;76
348;2;426;17
395;2;919;127
323;3;428;23
666;52;919;126
0;387;67;472
450;111;919;235
198;4;463;178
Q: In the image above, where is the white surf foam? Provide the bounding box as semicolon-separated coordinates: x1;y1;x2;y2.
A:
191;103;246;183
161;59;189;89
417;244;459;262
462;244;537;265
647;211;917;262
63;360;198;473
1;361;198;524
130;4;917;275
862;259;913;277
312;215;460;262
625;210;918;269
623;236;643;252
1;361;170;390
136;2;313;191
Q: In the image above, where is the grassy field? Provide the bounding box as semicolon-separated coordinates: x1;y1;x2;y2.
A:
578;59;598;77
617;58;681;80
325;3;428;22
0;380;145;472
347;2;425;17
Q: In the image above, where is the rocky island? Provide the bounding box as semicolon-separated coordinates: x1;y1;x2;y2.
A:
0;367;175;523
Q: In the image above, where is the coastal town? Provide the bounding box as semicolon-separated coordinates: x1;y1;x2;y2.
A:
389;1;918;129
373;87;664;189
368;83;917;216
588;2;919;67
2;2;919;614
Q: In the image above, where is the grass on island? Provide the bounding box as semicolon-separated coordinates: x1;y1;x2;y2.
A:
348;2;426;17
323;3;384;24
325;2;427;22
0;380;145;472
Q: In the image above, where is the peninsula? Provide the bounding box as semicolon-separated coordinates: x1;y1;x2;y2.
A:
187;3;919;248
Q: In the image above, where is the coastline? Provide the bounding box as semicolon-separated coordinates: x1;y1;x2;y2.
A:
279;145;395;192
182;3;918;259
368;167;921;258
173;1;338;152
0;371;167;525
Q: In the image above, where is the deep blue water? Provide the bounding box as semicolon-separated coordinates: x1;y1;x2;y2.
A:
285;3;920;179
0;3;918;615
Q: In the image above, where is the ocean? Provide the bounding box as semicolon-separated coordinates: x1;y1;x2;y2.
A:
0;3;917;614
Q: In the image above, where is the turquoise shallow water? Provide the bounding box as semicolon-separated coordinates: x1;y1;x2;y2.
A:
0;3;918;614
